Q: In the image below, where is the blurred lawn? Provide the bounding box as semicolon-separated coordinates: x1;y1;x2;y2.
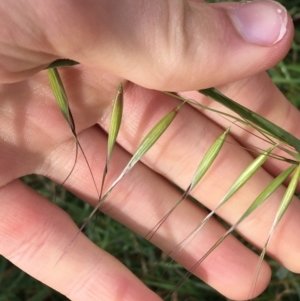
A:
1;0;300;300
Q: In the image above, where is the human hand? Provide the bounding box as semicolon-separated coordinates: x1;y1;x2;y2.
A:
0;1;299;300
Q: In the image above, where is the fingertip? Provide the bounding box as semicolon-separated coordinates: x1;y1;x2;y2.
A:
228;0;289;46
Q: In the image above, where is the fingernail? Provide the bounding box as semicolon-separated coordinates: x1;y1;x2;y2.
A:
228;0;288;46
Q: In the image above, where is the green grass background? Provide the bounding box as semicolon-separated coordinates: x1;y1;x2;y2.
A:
1;0;300;300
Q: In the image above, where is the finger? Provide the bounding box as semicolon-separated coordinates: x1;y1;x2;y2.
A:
0;180;162;301
0;0;293;90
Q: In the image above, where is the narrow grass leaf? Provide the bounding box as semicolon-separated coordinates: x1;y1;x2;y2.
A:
170;91;300;165
164;91;247;125
145;127;230;242
199;88;300;153
165;92;300;166
249;164;300;299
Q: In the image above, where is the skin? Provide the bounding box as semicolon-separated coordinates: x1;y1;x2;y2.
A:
0;0;299;300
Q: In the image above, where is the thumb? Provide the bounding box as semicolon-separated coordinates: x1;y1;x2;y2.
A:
0;0;293;90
